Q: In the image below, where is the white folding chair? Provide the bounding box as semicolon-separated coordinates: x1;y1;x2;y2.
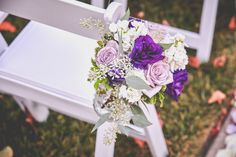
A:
0;0;168;156
93;0;219;62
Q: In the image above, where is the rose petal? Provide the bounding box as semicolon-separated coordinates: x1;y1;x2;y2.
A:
162;19;170;26
226;124;236;134
228;16;236;30
213;55;227;68
208;90;226;104
0;21;16;33
133;138;145;149
188;56;200;69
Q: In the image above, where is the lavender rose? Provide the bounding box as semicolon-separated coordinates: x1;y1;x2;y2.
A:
96;40;119;65
129;35;164;69
145;61;173;88
166;69;188;100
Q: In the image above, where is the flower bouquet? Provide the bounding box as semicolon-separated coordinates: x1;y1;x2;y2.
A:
87;10;189;144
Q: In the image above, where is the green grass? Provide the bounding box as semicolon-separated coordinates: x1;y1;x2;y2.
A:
0;0;236;157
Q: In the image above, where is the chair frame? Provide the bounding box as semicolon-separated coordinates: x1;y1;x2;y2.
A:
0;1;168;156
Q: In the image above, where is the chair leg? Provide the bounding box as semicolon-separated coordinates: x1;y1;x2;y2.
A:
13;96;49;122
144;105;168;157
95;123;115;157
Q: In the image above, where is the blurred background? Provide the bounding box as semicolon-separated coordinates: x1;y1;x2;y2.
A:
0;0;236;157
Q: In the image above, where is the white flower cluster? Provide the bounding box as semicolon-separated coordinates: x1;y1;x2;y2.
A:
109;98;133;125
103;123;120;145
109;20;148;52
162;33;189;72
119;85;142;103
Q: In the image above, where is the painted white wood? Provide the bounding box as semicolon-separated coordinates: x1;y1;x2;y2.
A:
93;0;219;62
0;1;168;157
0;0;105;40
144;105;168;157
197;0;219;62
0;11;7;22
91;0;104;8
114;0;127;14
95;123;115;157
13;96;49;122
0;11;8;54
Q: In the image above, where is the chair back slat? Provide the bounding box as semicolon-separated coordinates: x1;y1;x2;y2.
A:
0;0;107;39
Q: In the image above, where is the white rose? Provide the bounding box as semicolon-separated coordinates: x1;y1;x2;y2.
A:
126;88;142;103
119;85;142;103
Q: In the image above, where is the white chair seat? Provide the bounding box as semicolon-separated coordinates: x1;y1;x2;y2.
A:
0;21;95;101
0;21;100;123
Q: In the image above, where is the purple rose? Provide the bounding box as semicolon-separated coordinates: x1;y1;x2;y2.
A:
166;69;188;100
96;40;119;65
145;61;173;87
129;35;164;69
106;69;125;86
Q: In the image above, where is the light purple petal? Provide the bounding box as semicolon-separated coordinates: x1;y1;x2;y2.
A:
226;124;236;134
231;111;236;124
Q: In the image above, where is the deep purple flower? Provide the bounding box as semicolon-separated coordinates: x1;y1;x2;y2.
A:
166;69;188;100
106;69;125;86
129;35;164;69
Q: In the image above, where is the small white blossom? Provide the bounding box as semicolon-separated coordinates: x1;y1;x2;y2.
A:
117;20;129;32
164;45;188;72
109;23;118;33
103;123;120;145
119;85;142;103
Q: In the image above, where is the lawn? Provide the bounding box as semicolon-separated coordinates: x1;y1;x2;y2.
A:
0;0;236;157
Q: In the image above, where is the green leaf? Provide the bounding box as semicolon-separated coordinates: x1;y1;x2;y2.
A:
158;92;165;108
149;95;158;104
126;76;152;90
91;113;110;133
160;43;173;50
131;105;152;127
94;78;111;90
132;115;152;127
161;85;167;92
91;59;97;68
97;40;104;47
95;47;101;56
121;8;130;21
131;104;143;115
118;125;141;136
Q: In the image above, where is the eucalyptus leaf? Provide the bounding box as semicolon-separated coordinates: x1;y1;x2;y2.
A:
118;125;142;136
131;105;152;127
118;32;124;54
91;113;110;133
132;114;152;127
121;8;130;21
126;76;152;90
160;43;173;50
131;104;143;115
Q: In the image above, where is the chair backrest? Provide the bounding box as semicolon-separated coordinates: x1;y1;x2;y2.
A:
0;11;8;54
0;0;123;40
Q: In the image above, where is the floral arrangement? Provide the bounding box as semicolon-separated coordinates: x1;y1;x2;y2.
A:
87;10;189;145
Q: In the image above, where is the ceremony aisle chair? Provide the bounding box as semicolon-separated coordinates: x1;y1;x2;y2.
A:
0;0;168;157
93;0;219;62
